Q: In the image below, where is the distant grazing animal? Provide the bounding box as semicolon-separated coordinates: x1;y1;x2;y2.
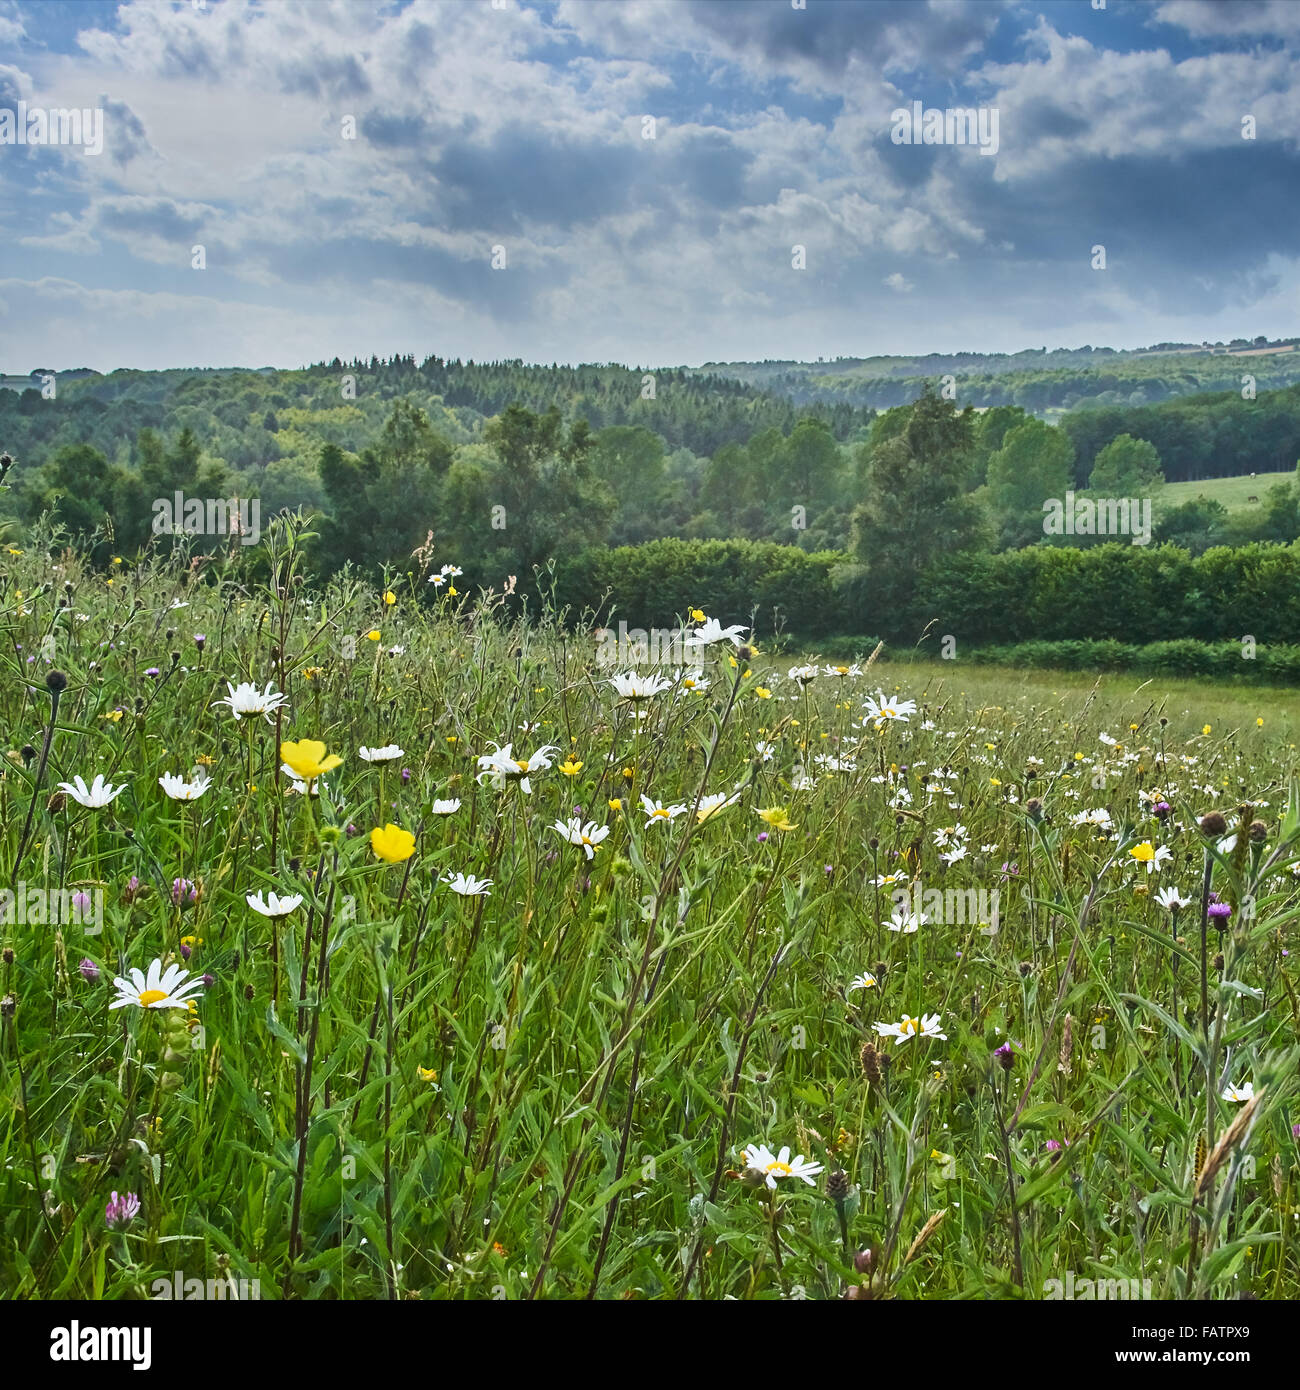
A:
1248;495;1259;503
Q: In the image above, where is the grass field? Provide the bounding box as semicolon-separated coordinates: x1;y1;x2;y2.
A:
2;520;1297;1300
1160;471;1293;513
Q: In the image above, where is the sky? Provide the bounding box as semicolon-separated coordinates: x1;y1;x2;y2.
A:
1;0;1298;372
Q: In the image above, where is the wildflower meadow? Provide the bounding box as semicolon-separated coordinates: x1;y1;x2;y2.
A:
1;515;1297;1303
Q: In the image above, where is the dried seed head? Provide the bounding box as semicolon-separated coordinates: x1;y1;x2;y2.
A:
1058;1014;1073;1075
826;1168;851;1202
1199;810;1228;836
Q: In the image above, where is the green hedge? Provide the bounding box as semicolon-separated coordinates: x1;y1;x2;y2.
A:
541;537;1300;666
962;639;1300;683
550;539;852;638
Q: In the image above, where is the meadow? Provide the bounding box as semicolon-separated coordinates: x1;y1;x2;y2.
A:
1;516;1297;1300
1160;470;1293;514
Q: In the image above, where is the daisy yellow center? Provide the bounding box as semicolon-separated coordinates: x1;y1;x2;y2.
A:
138;989;168;1006
901;1017;919;1034
652;808;670;818
765;1161;793;1175
515;761;530;772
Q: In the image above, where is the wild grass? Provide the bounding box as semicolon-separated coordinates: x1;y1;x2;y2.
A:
0;517;1297;1300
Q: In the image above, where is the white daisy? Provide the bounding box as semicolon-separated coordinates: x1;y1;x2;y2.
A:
696;791;740;822
862;690;917;723
739;1142;824;1189
430;798;462;815
873;1013;947;1046
1154;885;1194;912
158;770;211;801
475;742;558;795
442;871;492;897
359;744;404;763
1222;1082;1254;1103
550;817;610;860
246;890;304;918
685;618;748;648
57;774;127;809
640;794;688;826
608;671;674;700
211;680;289;723
847;972;878;993
109;958;205;1012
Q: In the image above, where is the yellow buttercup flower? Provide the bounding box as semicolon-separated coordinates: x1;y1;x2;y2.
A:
690;609;705;622
1202;724;1212;736
280;739;343;782
383;591;397;605
370;823;416;863
756;807;796;831
366;629;381;641
755;687;771;699
417;1065;438;1082
1129;842;1155;863
559;758;583;777
608;798;622;811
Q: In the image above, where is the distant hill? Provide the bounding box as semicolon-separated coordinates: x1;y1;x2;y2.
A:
693;337;1300;412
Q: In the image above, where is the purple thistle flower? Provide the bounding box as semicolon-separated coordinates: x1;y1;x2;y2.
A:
1208;902;1232;920
78;957;100;984
757;831;768;843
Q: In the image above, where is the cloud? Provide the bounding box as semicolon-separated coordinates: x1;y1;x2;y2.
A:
4;0;1299;370
1153;0;1300;38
